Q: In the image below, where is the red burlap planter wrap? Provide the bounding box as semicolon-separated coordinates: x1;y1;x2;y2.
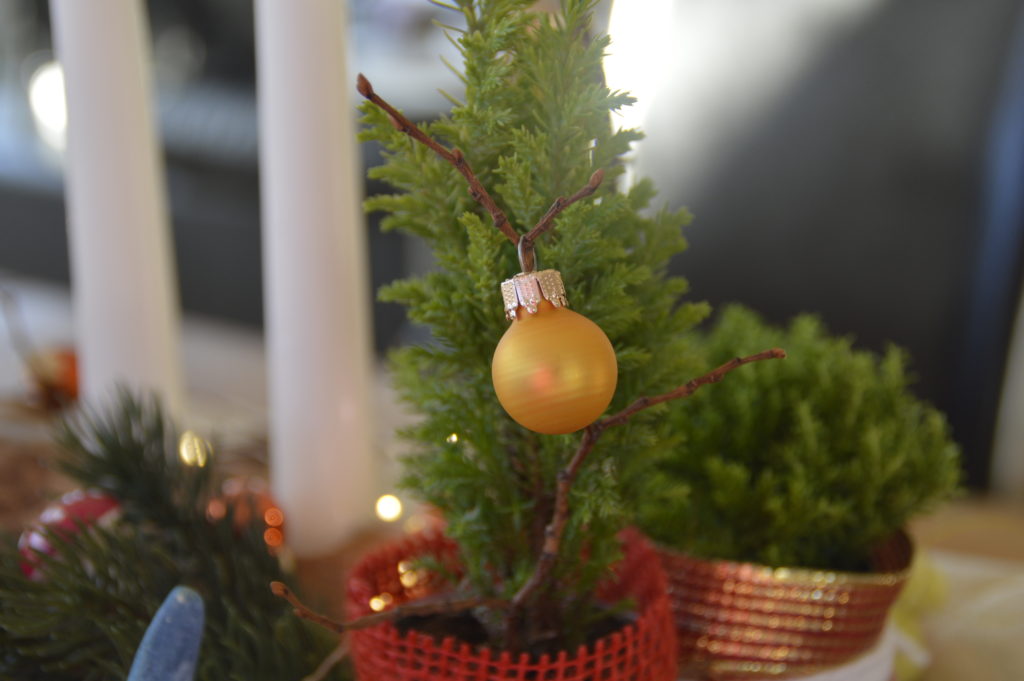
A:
346;528;677;681
658;532;913;680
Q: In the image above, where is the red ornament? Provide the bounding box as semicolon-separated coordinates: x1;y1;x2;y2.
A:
18;489;120;579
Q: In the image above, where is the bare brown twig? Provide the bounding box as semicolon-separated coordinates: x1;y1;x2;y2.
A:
356;74;520;246
524;169;605;245
270;581;508;635
601;348;788;429
302;640;349;681
271;582;347;633
516;168;605;272
357;74;607;263
507;348;787;639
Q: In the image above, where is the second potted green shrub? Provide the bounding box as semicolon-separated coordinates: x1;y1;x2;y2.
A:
636;305;961;680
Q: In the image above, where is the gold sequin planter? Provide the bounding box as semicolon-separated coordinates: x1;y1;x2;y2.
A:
657;532;912;680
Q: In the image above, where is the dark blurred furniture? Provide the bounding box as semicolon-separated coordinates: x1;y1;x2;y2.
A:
958;4;1024;490
642;0;1024;489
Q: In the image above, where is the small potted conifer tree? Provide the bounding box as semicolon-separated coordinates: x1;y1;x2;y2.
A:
635;305;961;680
270;2;784;679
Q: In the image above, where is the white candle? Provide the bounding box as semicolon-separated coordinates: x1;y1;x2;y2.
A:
49;0;185;417
255;0;376;556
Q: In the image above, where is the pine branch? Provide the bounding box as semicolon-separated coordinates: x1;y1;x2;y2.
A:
506;348;787;642
356;74;519;246
0;392;350;680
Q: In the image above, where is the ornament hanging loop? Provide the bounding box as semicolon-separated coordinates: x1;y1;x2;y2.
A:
518;237;538;273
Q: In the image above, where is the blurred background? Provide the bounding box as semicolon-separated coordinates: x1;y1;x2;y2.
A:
1;0;1023;495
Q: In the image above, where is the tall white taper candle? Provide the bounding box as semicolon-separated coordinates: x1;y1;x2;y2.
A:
255;0;376;556
49;0;185;416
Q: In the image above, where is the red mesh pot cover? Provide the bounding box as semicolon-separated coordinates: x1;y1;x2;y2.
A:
657;532;913;680
346;528;677;681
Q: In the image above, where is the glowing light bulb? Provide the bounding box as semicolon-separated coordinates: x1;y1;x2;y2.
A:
375;494;403;522
369;593;393;612
178;430;210;467
263;528;284;548
264;508;284;527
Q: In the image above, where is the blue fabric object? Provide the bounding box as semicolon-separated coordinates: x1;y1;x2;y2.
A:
127;586;205;681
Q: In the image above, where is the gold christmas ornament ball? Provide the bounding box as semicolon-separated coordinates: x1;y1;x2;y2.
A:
492;300;618;434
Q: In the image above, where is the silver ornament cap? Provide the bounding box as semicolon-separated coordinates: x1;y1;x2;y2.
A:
500;269;569;321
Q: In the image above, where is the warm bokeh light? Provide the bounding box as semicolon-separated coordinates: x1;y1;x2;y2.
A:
264;507;284;527
446;432;459;444
27;61;67;151
375;494;403;522
403;514;428;534
206;498;226;521
263;527;284;548
397;559;422;588
368;592;394;612
178;430;210;467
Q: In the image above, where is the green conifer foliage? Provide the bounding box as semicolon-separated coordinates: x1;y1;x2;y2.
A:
361;0;706;644
638;305;961;572
0;394;347;680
